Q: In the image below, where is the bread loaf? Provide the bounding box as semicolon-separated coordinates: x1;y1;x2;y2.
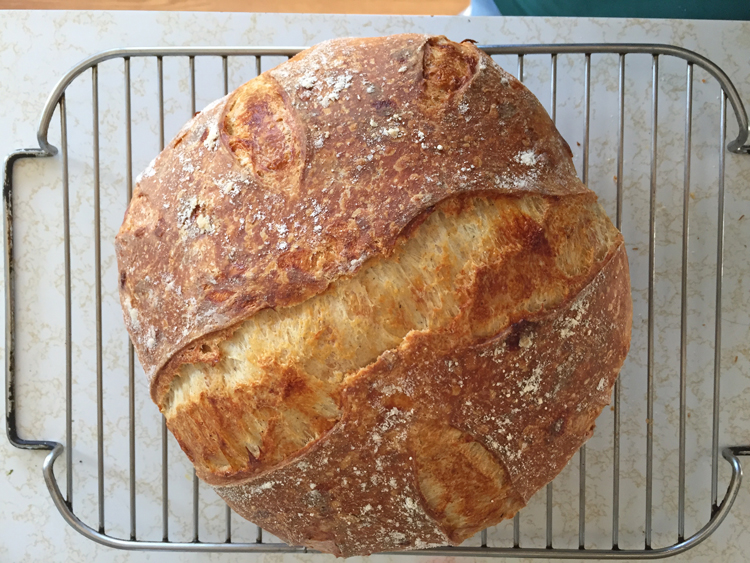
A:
116;34;632;556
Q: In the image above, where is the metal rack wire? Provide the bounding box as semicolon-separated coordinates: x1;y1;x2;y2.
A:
4;43;750;558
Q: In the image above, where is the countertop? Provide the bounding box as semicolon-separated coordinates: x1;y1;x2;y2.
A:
1;11;749;563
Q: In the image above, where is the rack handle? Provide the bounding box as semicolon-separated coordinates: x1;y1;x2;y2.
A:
4;148;58;450
727;126;750;154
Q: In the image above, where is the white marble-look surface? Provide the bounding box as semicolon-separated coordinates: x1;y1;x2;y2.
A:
1;11;749;563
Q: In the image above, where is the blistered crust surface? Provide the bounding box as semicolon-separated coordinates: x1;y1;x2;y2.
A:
115;34;586;396
217;245;631;557
163;193;620;486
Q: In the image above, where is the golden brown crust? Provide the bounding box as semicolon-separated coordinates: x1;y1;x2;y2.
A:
217;244;631;556
115;34;586;401
115;34;632;557
163;191;621;487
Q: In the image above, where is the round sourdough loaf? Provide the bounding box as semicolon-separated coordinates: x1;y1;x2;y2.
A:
116;34;632;556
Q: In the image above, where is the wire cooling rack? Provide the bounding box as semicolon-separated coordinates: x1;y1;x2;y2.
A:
4;43;750;559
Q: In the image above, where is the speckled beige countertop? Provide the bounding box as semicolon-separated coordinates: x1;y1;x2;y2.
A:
1;11;749;563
